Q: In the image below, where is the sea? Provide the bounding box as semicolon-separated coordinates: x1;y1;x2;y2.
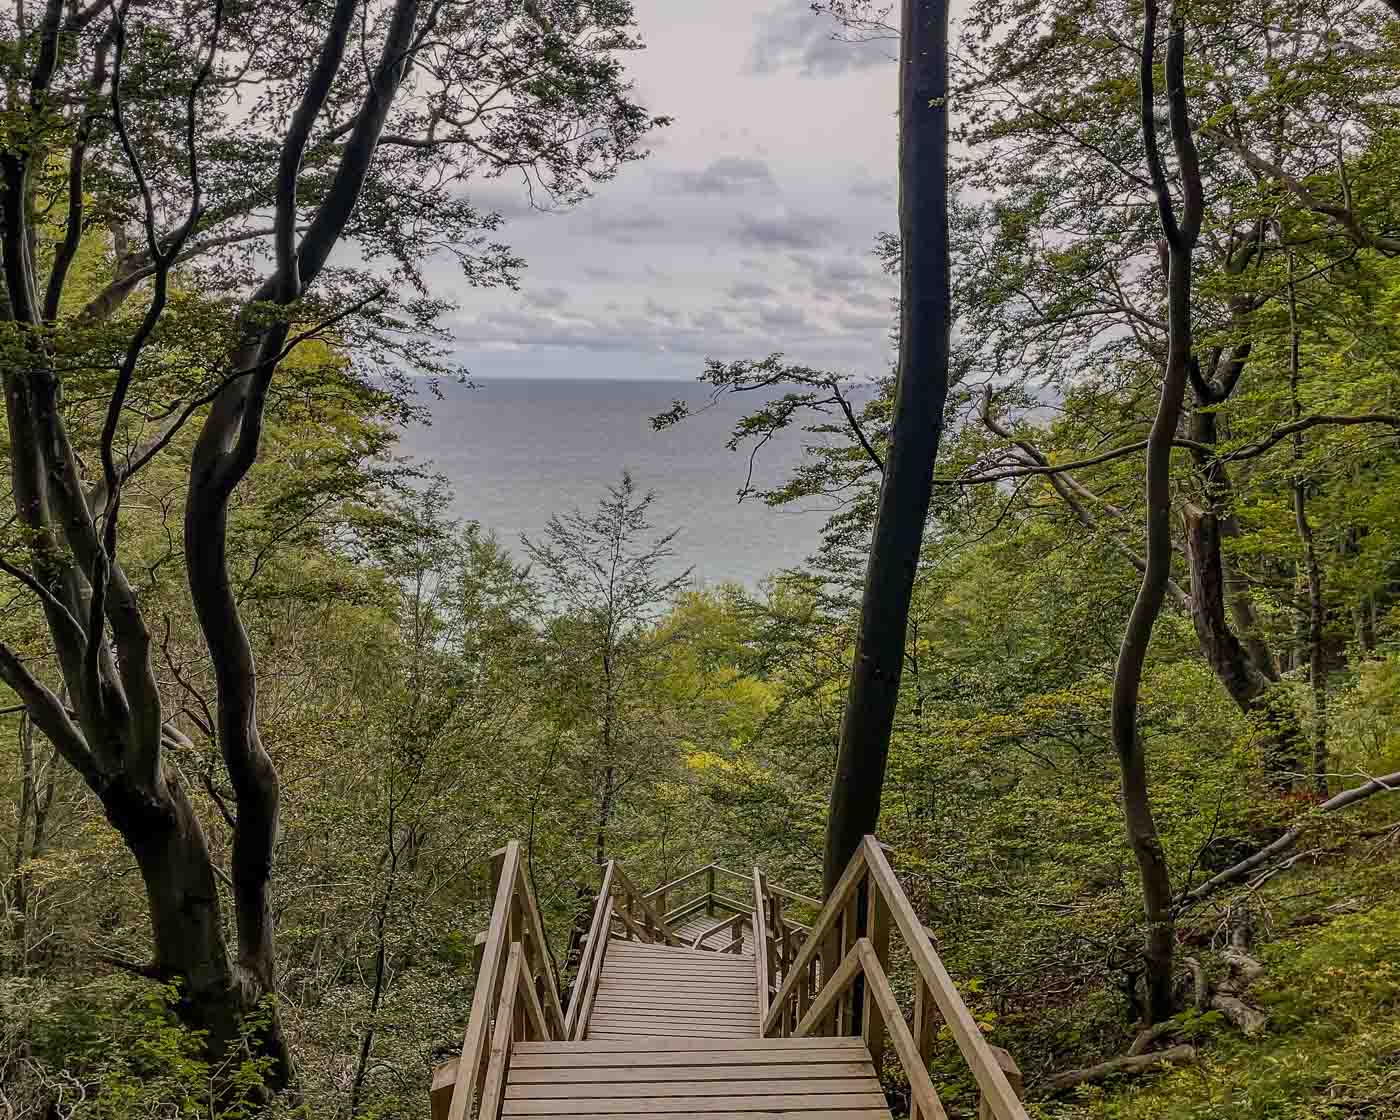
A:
394;377;859;588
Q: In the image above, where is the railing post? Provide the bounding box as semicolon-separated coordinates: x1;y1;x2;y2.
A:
865;886;890;1069
978;1047;1024;1120
706;866;716;916
910;979;935;1120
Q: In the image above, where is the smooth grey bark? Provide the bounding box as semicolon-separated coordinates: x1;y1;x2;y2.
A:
824;0;951;896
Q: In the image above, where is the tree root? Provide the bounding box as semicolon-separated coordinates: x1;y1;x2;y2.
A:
1047;1045;1197;1093
1209;991;1269;1035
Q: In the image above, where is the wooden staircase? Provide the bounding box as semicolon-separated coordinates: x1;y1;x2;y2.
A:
432;840;1029;1120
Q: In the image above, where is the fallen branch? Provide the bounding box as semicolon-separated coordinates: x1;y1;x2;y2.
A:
1177;770;1400;911
1047;1045;1197;1093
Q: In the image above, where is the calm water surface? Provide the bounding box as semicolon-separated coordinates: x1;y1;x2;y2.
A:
395;378;855;587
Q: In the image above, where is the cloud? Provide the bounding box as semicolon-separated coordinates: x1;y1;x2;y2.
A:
850;175;895;202
663;157;777;196
749;0;893;79
524;286;569;309
757;303;808;329
729;280;777;300
591;208;670;244
735;212;833;250
834;309;889;331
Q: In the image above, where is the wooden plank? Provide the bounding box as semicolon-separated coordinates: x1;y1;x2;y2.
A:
514;1037;867;1053
588;991;756;1008
598;962;755;977
506;1078;880;1100
502;1092;890;1114
860;837;1029;1120
605;944;753;963
497;1112;890;1120
584;1032;759;1042
510;1048;870;1069
600;961;756;976
583;1024;755;1034
595;976;757;990
599;961;756;977
587;1015;758;1028
506;1062;877;1084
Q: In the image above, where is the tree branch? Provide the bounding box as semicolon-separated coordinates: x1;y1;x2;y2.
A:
1177;770;1400;910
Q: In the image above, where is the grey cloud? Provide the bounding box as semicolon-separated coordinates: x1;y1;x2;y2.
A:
645;299;684;325
583;265;620;281
749;0;893;79
735;213;833;250
850;175;895;201
834;310;889;331
729;280;776;300
591;208;669;244
524;286;569;309
663;157;777;196
691;310;728;330
788;253;885;300
845;291;889;309
757;303;808;329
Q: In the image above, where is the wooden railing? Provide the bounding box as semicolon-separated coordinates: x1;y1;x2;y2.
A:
561;858;682;1040
763;836;1029;1120
644;861;754;926
432;842;566;1120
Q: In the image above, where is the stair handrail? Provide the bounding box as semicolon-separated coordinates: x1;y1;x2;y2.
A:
561;856;685;1042
752;867;771;1027
762;835;1029;1120
609;862;683;945
562;860;616;1039
439;841;566;1120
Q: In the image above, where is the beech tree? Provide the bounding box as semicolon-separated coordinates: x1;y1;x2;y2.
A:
0;0;659;1089
824;0;952;894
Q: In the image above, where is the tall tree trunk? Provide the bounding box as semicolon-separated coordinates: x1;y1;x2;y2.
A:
824;0;951;895
1112;0;1202;1025
1287;254;1328;796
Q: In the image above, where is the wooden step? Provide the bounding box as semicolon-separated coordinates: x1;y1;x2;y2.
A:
502;1038;892;1119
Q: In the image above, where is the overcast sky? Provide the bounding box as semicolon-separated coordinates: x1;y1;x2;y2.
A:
447;0;901;381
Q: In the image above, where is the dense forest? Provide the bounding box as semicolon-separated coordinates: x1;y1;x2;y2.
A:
3;0;1400;1117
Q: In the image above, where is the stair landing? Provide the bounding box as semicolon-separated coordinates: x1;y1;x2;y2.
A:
588;941;758;1040
503;1037;893;1118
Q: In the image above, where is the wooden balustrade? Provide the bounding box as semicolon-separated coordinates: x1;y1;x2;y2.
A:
562;858;684;1041
762;836;1030;1120
433;842;566;1120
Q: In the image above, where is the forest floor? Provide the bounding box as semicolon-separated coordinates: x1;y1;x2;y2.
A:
1048;837;1400;1119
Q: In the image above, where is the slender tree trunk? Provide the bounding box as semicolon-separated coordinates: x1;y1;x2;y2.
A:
1287;255;1328;796
824;0;951;895
1112;0;1202;1024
